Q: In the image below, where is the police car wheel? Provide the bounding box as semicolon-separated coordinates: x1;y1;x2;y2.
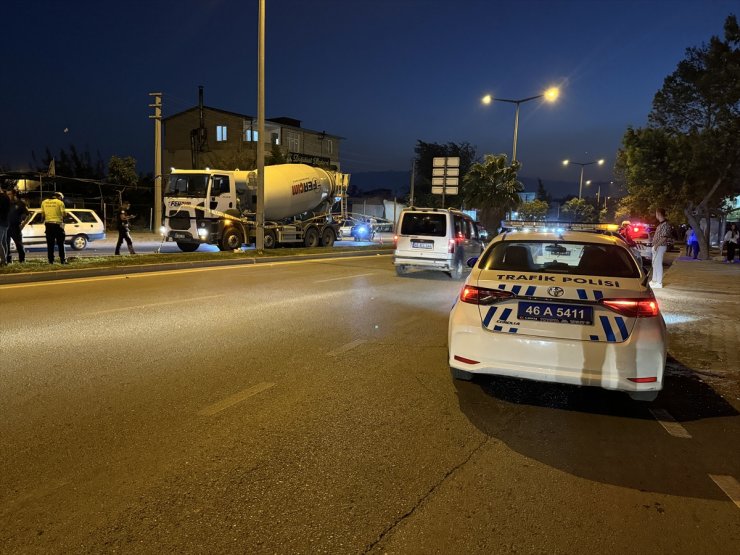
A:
450;366;474;381
70;234;87;250
628;391;659;402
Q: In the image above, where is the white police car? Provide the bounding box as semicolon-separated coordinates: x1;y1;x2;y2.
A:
448;226;666;401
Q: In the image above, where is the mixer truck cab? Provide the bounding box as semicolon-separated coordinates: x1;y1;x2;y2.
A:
162;164;345;252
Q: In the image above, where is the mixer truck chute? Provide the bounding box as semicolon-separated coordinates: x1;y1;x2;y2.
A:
161;164;348;251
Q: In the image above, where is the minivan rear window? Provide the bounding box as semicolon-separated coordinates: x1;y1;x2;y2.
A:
400;213;447;237
479;241;640;278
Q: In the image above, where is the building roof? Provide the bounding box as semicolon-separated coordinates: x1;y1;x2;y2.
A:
163;106;342;139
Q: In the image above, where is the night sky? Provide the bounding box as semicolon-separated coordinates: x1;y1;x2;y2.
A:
3;0;736;195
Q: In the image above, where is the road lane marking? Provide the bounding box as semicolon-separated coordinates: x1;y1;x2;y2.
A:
328;339;367;357
314;272;376;283
0;254;392;290
85;294;227;315
709;475;740;509
198;382;276;416
649;408;692;438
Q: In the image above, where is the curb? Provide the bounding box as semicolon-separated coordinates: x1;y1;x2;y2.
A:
0;249;392;286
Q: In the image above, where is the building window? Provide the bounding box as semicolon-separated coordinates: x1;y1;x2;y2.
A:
216;125;228;142
287;131;300;151
271;132;280;145
244;130;259;142
327;139;333;154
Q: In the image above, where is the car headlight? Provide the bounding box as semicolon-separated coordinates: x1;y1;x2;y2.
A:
198;227;209;238
159;226;167;235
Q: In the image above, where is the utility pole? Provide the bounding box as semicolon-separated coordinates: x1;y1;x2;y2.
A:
255;0;266;250
409;158;415;206
149;92;163;231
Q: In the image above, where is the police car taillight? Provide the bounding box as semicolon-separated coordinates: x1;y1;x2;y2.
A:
393;234;398;247
600;298;659;317
460;286;515;305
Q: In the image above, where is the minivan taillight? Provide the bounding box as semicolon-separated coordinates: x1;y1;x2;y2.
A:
448;238;456;253
600;297;660;317
460;286;515;305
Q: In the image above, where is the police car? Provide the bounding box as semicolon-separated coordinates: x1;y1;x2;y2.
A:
448;224;666;401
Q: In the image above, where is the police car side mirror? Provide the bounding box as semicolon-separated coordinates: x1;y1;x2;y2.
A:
466;257;478;268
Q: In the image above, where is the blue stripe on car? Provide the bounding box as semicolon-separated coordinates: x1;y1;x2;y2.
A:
577;289;588;300
525;285;536;296
600;316;616;342
593;290;604;300
494;325;503;332
509;328;518;333
483;307;498;327
500;308;512;321
511;285;522;295
498;284;506;290
615;317;629;341
590;335;599;341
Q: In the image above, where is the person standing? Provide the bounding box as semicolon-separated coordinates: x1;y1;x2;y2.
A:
724;223;739;263
650;208;672;289
114;200;136;255
686;226;700;260
41;191;67;264
0;187;10;267
5;189;29;263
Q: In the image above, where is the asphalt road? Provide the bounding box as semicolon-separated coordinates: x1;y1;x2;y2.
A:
1;256;739;554
15;232;392;258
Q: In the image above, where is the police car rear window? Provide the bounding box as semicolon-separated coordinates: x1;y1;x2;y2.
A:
400;213;447;237
479;241;640;278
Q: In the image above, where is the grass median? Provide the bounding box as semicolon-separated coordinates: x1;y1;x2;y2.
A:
0;244;394;274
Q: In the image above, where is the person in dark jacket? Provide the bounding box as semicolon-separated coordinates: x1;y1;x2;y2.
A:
0;187;11;267
4;189;29;263
115;201;136;255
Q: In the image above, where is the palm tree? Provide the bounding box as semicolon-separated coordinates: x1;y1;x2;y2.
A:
463;154;523;232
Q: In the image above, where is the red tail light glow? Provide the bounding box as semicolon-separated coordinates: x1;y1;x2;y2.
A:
627;377;658;383
454;355;480;365
460;286;515;305
448;238;456;253
393;234;398;247
600;298;659;317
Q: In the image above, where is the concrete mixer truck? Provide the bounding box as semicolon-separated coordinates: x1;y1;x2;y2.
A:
160;164;348;251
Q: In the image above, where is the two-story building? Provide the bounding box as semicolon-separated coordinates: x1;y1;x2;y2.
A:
163;88;342;172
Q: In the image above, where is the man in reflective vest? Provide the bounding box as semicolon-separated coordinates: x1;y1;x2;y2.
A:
41;191;67;264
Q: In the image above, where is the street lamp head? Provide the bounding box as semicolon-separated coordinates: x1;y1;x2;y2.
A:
562;159;569;166
481;94;492;105
586;180;592;185
544;87;560;102
598;159;605;165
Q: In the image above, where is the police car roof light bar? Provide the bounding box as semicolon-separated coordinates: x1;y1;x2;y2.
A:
502;220;619;232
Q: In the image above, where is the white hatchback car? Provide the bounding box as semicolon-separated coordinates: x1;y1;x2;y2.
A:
21;208;106;250
448;229;666;401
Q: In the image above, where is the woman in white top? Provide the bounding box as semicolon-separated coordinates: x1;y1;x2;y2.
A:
724;223;739;263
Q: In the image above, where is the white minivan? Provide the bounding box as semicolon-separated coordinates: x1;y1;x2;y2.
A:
21;208;106;250
393;208;485;279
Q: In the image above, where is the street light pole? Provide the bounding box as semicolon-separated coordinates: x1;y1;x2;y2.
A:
255;0;266;250
579;166;585;200
562;158;606;199
482;88;559;162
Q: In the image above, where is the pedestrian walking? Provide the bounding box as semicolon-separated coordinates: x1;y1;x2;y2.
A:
686;226;700;259
114;201;136;255
650;208;672;289
724;223;739;263
4;190;29;263
41;191;67;264
0;186;11;267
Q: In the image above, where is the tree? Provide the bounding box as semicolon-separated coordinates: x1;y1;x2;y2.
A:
517;199;549;221
536;178;551;203
617;14;740;258
266;144;287;166
561;198;596;222
462;154;522;231
412;140;477;208
108;156;139;204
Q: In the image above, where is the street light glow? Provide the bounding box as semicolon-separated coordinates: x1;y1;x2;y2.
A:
562;159;569;166
481;94;492;105
544;87;560;102
598;159;605;165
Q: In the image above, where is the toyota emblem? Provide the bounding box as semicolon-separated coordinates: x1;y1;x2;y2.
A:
548;286;564;297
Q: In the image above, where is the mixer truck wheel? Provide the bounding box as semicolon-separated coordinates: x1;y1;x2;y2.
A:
177;242;199;252
263;230;277;249
320;228;335;247
304;227;320;248
220;228;243;251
